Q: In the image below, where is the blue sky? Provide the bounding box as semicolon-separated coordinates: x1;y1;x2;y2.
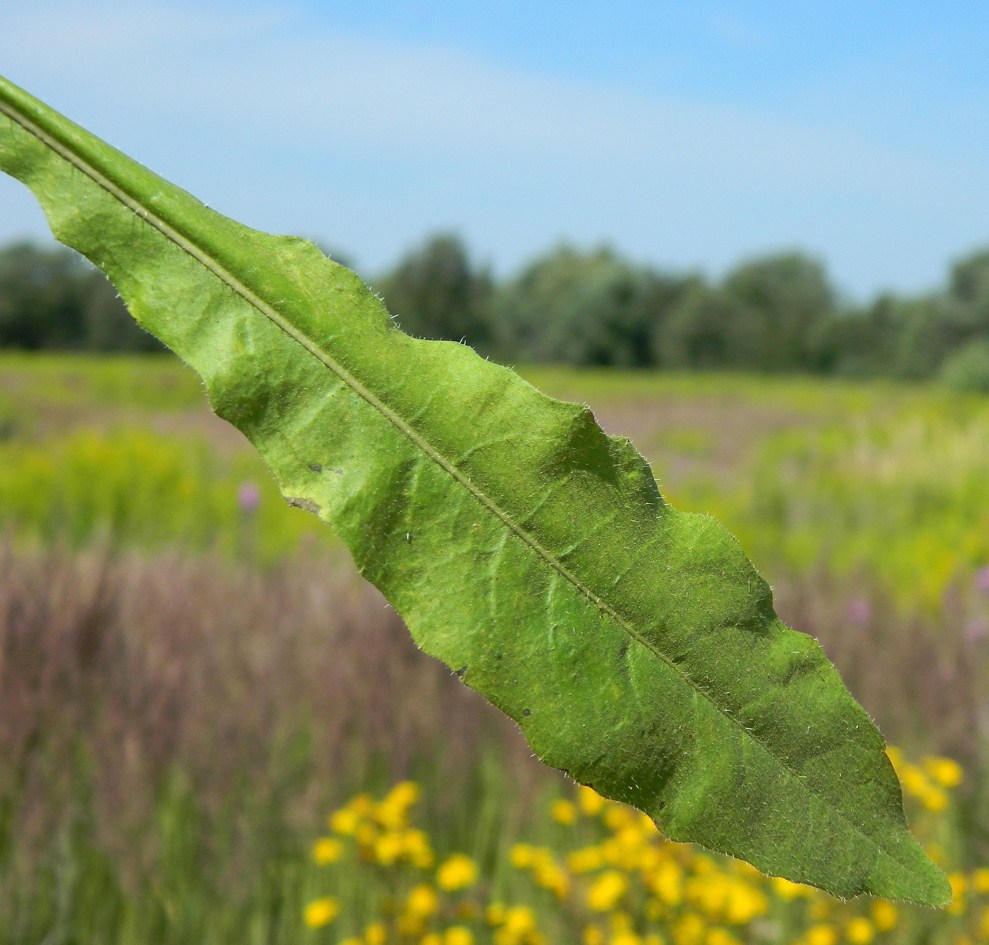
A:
2;1;989;300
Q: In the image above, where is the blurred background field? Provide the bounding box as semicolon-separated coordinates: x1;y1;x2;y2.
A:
1;353;988;944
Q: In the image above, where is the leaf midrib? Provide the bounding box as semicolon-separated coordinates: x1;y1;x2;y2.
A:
0;85;905;875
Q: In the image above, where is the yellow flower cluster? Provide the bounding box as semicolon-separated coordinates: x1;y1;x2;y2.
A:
305;748;987;945
304;782;482;942
485;903;544;945
528;787;773;945
324;781;435;870
887;747;963;813
509;844;571;900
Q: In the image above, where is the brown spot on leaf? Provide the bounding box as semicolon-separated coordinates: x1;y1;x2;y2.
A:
287;496;321;515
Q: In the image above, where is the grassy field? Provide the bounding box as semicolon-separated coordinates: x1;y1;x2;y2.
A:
1;354;988;944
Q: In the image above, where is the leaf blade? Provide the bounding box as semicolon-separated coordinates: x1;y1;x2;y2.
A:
0;74;949;905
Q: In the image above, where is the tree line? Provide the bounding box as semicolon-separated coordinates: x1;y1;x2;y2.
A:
3;236;989;390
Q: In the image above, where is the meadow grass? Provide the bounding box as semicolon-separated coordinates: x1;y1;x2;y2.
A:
1;354;988;944
3;354;988;603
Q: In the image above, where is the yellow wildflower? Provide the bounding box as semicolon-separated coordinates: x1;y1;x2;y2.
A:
772;876;811;900
948;872;968;915
972;867;989;893
922;755;963;789
551;798;578;825
385;779;420;810
899;765;930;800
406;884;439;918
422;936;443;945
364;922;387;945
437;853;478;891
647;861;683;907
870;900;899;931
604;804;635;831
533;860;570;899
583;926;606;945
616;825;646;854
403;828;435;868
486;903;507;926
568;846;605;873
587;870;628;912
724;884;768;924
312;836;343;864
329;808;361;835
578;785;606;816
303;896;340;929
846;917;874;945
376;781;420;829
374;831;405;866
342;792;375;817
706;930;740;945
610;932;641;945
444;927;474;945
804;924;838;945
674;913;707;945
510;843;536;869
355;822;379;854
921;786;949;812
503;905;537;936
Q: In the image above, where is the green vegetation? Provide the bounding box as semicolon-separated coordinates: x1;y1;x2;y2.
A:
0;241;162;351
6;235;989;389
1;356;988;943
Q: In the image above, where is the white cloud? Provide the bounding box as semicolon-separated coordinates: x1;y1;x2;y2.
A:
2;0;987;296
0;0;942;182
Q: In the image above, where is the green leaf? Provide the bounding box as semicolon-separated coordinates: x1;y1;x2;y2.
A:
0;75;949;905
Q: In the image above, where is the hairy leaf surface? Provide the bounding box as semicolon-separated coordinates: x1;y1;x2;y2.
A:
0;75;949;905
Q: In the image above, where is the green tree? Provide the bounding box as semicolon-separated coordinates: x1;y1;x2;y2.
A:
654;282;740;370
943;248;989;345
949;249;989;319
493;244;690;366
0;241;88;348
811;295;902;377
0;240;162;351
888;295;954;379
721;252;836;372
377;233;492;347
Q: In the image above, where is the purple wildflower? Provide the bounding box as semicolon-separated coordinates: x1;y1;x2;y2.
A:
238;481;261;514
846;598;872;625
964;617;989;644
